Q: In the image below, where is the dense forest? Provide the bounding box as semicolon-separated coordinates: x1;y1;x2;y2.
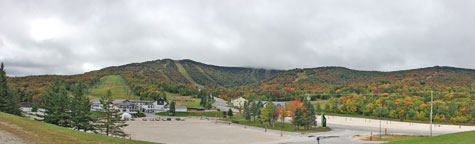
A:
5;59;475;124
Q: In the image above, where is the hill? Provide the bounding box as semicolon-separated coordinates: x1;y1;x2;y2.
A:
0;112;155;144
88;75;137;100
5;59;474;124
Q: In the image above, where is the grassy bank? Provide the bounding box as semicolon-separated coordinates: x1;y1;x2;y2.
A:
360;134;426;142
221;114;330;133
88;75;137;100
0;112;155;144
156;111;223;117
165;92;204;109
387;130;475;144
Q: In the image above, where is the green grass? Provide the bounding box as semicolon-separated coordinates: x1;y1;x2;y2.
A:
88;75;138;100
156;111;223;117
361;134;426;142
0;112;155;144
387;131;475;144
174;60;204;88
165;92;204;108
221;114;331;133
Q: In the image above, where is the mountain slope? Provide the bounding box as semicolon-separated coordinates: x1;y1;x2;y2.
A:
6;59;474;102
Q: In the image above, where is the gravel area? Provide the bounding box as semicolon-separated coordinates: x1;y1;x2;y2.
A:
124;117;287;144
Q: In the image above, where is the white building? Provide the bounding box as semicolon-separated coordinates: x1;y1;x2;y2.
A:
231;97;248;108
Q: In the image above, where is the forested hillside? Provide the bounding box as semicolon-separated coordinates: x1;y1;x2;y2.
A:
5;59;475;124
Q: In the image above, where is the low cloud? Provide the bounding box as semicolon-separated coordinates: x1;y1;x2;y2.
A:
1;0;474;76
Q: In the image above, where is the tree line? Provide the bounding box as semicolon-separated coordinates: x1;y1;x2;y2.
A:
37;79;128;137
0;63;22;115
241;97;319;131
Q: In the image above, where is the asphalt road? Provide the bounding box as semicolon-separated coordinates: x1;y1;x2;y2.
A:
212;97;238;112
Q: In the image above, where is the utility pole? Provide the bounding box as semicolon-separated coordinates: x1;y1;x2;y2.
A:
430;91;433;137
379;104;383;138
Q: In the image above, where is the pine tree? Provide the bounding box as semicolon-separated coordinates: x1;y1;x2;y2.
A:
243;101;251;122
96;90;127;137
71;82;94;132
292;108;304;130
304;100;316;130
250;101;258;122
228;108;233;117
169;101;176;116
0;62;9;112
8;88;22;116
41;79;71;127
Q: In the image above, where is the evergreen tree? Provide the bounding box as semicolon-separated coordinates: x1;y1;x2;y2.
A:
71;82;94;132
0;62;10;112
228;108;233;117
304;100;316;130
8;88;22;116
256;100;263;120
243;101;251;122
96;90;127;137
250;101;258;122
292;108;304;130
169;101;176;116
41;79;71;127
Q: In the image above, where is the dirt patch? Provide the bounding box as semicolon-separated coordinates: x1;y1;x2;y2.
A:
0;122;35;144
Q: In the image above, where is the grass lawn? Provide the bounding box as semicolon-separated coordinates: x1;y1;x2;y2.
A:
166;92;204;108
88;75;138;100
156;111;223;117
387;130;475;144
361;134;426;142
221;114;331;133
0;112;155;144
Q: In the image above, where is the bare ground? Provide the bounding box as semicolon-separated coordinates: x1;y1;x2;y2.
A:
124;117;288;144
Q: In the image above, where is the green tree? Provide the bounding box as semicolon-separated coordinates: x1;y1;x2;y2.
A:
96;90;127;137
250;101;258;122
260;102;276;126
228;108;233;117
169;101;176;116
315;102;322;113
242;101;251;122
0;62;17;114
41;79;71;127
304;101;316;130
292;108;305;130
71;82;94;132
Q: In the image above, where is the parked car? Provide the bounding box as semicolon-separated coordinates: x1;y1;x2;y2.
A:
167;118;172;121
155;117;160;121
162;117;167;121
130;118;135;121
150;118;154;121
142;118;147;121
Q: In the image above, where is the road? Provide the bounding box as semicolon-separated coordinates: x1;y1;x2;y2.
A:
219;114;475;144
273;115;475;144
212;97;238;112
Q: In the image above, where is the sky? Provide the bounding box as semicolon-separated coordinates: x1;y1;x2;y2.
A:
1;0;474;76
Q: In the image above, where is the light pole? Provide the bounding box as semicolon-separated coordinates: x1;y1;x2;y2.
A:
379;106;382;137
430;91;433;136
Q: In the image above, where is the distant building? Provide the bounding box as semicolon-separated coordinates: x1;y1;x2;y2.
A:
231;97;248;108
254;101;286;108
91;98;169;114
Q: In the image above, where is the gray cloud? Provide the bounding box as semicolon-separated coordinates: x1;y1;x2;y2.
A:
1;0;474;76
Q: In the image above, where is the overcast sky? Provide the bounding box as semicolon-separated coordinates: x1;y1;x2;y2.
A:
1;0;474;76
